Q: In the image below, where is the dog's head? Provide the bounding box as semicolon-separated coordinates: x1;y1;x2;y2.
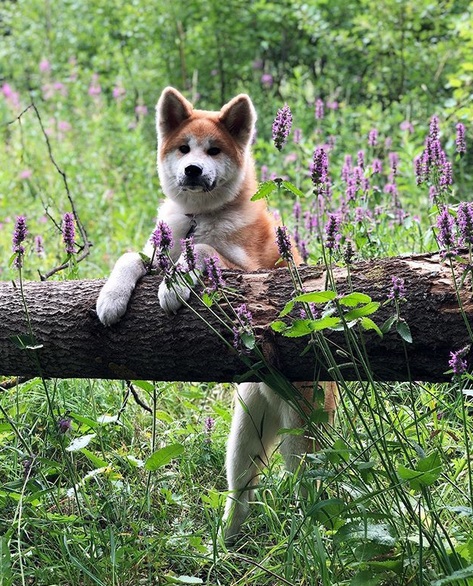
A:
156;87;256;213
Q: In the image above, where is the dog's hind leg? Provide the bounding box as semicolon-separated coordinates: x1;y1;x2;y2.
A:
223;382;282;544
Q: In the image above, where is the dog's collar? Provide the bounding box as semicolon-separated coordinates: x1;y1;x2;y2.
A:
185;214;198;238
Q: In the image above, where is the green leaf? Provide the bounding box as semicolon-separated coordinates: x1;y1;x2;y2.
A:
80;448;108;469
339;292;372;306
240;332;256;350
278;300;294;317
360;317;383;337
350;570;384;586
281;180;306;198
294;291;336;304
282;316;340;337
344;302;380;321
10;334;43;351
251;180;278;201
397;452;443;490
270;320;287;333
432;565;473;585
380;315;396;334
396;319;412;343
145;443;185;471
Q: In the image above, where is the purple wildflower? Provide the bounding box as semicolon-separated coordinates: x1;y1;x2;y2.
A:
388;276;406;301
205;416;215;434
12;215;28;253
368;128;378;147
232;303;254;352
439;161;453;188
457;202;473;245
181;236;196;271
293;128;302;144
310;146;329;192
449;348;468;376
429;115;440;140
389;152;399;178
456;123;466;155
150;221;173;252
34;235;45;257
272;104;293;151
315;99;324;120
204;256;224;292
324;213;342;251
275;226;293;261
62;212;76;254
357;150;365;169
261;73;273;88
341;155;353;181
372;158;383;175
88;74;101;97
58;417;72;434
436;206;456;250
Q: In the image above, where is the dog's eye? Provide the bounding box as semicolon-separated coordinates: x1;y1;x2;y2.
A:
207;147;221;156
178;145;190;154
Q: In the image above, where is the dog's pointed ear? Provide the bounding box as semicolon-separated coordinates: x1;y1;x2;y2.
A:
219;94;256;147
156;87;193;141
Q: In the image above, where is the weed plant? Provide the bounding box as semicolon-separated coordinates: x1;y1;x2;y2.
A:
1;57;473;586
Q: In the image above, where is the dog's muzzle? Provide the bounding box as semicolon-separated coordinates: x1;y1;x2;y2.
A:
181;164;216;192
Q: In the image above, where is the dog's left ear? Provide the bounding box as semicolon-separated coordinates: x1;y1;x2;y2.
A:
219;95;256;147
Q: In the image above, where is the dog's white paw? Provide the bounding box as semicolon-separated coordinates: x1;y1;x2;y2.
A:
96;288;131;326
158;279;191;314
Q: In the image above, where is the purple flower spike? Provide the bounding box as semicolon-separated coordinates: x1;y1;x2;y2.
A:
324;213;342;251
457;202;473;245
181;236;196;271
456;123;466;155
388;276;406;301
368;128;378;147
150;220;173;252
62;212;76;254
204;256;224;292
12;216;28;253
272;104;293;151
315;99;324;120
275;226;293;261
449;348;468;376
436;207;456;250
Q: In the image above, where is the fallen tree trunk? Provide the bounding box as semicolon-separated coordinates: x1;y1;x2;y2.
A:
0;253;472;383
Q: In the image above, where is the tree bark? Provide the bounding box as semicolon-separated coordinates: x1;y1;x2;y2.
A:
0;252;472;383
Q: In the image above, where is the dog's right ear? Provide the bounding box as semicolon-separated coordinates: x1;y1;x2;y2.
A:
156;87;193;141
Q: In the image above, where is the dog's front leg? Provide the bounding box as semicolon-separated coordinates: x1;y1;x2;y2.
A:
96;252;147;326
158;243;227;314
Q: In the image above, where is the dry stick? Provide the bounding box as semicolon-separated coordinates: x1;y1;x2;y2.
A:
8;102;92;281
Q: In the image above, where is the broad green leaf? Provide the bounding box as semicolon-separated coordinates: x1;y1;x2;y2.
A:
432;564;473;585
270;320;287;333
281;180;306;198
380;315;396;334
398;452;442;490
282;316;340;337
279;300;294;317
251;180;277;201
396;319;412;343
145;443;185;471
339;292;372;306
360;317;383;337
350;570;384;586
80;448;108;469
240;332;256;350
344;302;380;321
294;291;336;304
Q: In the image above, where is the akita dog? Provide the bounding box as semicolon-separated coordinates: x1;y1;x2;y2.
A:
96;87;337;542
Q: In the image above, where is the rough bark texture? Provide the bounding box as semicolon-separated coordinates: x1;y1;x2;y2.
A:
0;252;472;382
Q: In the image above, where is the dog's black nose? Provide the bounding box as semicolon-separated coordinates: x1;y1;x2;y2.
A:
185;165;203;178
